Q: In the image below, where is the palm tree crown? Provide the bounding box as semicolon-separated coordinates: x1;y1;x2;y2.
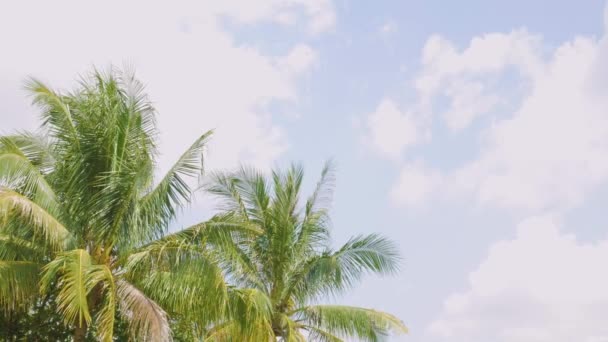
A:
0;68;224;341
204;162;408;341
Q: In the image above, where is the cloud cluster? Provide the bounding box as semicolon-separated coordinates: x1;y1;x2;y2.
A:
362;4;608;340
366;23;608;212
0;0;333;174
428;215;608;341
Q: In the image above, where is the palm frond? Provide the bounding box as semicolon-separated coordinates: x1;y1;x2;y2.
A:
25;78;79;146
89;265;116;342
116;279;172;342
292;160;335;257
40;250;96;328
0;132;56;171
225;287;273;336
299;325;343;342
205;171;252;221
0;234;43;261
293;305;407;342
0;187;71;250
285;234;399;304
304;160;336;217
138;130;213;241
0;260;40;310
0;138;59;213
136;257;228;323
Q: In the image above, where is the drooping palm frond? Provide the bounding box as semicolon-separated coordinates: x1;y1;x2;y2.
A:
0;260;40;310
40;250;96;328
285;233;400;305
299;325;343;342
0;234;43;261
224;287;273;337
0;133;56;171
293;305;407;342
0;187;71;250
0;136;58;207
116;279;172;342
87;265;116;342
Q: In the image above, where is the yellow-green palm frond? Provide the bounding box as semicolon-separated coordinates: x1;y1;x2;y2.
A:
40;249;100;328
0;187;72;250
293;305;407;342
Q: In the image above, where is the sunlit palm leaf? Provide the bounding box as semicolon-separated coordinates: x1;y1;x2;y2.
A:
40;250;95;328
294;305;407;342
0;187;71;250
0;139;58;213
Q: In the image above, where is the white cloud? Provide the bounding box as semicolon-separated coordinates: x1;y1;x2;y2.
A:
0;0;333;174
390;161;441;207
364;99;422;161
208;0;335;34
450;34;608;211
428;215;608;342
416;31;542;97
278;44;319;76
385;12;608;211
442;79;500;131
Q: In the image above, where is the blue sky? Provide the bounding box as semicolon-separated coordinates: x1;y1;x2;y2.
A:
3;1;608;340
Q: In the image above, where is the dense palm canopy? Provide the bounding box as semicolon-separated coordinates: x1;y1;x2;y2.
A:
0;67;406;341
0;68;250;341
200;163;408;341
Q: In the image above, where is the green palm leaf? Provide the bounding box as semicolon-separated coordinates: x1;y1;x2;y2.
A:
0;260;40;310
294;305;407;341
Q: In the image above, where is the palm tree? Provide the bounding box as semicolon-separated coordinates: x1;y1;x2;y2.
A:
0;68;246;341
202;163;408;341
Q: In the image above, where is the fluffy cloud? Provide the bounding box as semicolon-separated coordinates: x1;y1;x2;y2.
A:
382;12;608;210
390;161;441;208
0;0;334;174
428;215;608;341
364;99;423;161
203;0;335;34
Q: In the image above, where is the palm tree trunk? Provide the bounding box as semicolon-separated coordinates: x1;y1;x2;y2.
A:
73;322;87;342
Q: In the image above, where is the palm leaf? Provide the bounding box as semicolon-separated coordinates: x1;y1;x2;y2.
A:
293;305;407;341
0;187;71;250
285;234;399;304
0;260;40;310
0;138;58;213
89;265;116;342
137;130;213;241
40;250;96;328
299;325;343;342
116;279;172;342
25;78;79;147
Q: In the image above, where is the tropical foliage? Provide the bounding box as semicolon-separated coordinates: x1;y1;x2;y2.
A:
0;67;406;341
0;68;249;341
194;163;408;341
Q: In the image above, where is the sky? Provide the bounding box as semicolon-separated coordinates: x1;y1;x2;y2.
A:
2;1;608;341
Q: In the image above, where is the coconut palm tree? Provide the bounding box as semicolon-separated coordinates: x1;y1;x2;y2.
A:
201;163;408;341
0;68;249;341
